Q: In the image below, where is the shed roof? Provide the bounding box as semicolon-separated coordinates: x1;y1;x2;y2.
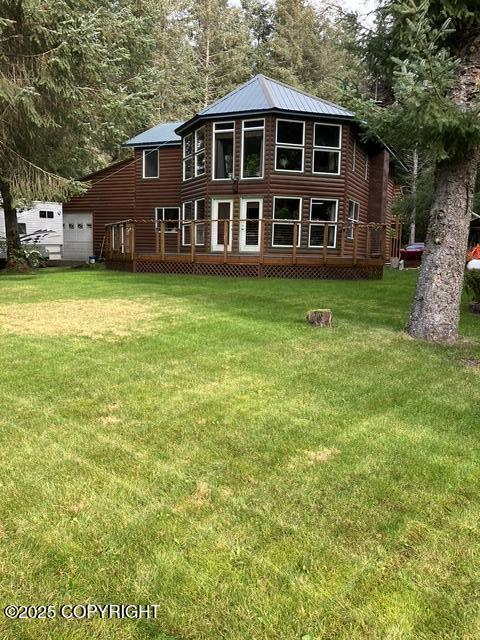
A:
123;121;184;148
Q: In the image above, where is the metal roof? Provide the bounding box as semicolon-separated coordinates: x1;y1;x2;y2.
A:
199;74;353;119
123;121;184;147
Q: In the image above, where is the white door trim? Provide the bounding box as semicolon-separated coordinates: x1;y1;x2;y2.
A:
211;198;233;252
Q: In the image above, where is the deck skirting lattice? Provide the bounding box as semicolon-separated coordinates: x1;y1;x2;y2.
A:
106;258;383;280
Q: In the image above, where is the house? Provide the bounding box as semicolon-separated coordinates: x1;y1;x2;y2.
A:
64;75;400;278
0;202;63;260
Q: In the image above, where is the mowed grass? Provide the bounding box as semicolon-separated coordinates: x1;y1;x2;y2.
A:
0;267;479;640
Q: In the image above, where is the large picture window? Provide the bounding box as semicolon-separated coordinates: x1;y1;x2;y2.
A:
183;127;205;181
155;207;180;232
347;200;360;240
241;119;264;179
275;120;304;172
309;199;338;248
213;122;235;180
313;123;341;175
272;196;302;247
143;149;159;179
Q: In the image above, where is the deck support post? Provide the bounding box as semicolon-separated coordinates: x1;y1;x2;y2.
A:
322;224;328;265
292;223;298;264
353;224;358;266
340;225;345;257
130;223;135;260
161;222;165;261
223;220;228;263
366;225;371;260
191;222;196;263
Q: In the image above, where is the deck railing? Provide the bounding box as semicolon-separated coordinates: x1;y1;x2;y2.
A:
105;217;400;266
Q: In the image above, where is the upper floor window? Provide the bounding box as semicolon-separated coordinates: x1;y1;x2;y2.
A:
364;153;369;181
275;119;304;172
313;123;341;175
143;149;159;179
242;119;264;179
213;122;235;180
39;210;54;219
184;127;206;181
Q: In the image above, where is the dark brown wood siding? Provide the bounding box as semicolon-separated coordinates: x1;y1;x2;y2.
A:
64;158;135;255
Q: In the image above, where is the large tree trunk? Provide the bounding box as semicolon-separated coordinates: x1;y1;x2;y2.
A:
406;148;480;343
0;178;29;272
406;28;480;343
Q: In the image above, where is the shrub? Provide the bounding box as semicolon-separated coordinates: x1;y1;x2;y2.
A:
464;269;480;301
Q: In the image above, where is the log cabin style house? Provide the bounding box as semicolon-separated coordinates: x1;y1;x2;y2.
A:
64;75;400;279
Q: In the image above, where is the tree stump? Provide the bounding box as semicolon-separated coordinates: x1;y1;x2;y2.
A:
306;309;333;327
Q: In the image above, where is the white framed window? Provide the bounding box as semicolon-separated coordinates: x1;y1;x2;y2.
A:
183;133;193;180
39;210;54;219
309;199;338;248
272;196;302;247
312;123;341;176
213;121;235;180
351;140;356;172
194;199;205;246
275;119;304;172
347;200;360;240
142;148;159;179
194;127;205;177
182;201;193;245
241;119;264;179
155;207;180;232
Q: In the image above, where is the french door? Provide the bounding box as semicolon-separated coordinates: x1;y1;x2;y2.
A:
211;199;233;252
239;198;263;253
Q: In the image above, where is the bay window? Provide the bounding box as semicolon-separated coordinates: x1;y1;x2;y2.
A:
275;119;304;172
272;196;302;247
347;200;360;240
213;122;235;180
309;199;338;248
155;207;180;232
313;123;341;175
183;127;205;180
242;119;264;178
142;149;159;179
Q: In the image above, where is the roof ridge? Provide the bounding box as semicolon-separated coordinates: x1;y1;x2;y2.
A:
257;74;275;109
260;74;352;114
199;76;259;115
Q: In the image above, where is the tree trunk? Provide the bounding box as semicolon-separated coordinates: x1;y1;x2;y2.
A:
409;147;418;245
406;147;480;343
0;178;29;272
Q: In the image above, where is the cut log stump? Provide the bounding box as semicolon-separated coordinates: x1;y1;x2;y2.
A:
306;309;333;327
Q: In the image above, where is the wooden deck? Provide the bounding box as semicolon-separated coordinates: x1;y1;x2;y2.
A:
104;218;401;280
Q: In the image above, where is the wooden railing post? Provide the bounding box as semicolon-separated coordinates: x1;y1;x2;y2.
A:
340;224;345;257
322;224;328;265
292;222;298;264
381;224;387;261
191;222;196;263
177;224;181;253
366;224;371;260
259;218;265;264
130;223;135;259
161;221;165;261
223;219;229;263
352;224;358;266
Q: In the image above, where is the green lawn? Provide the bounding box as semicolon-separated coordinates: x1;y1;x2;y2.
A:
0;267;479;640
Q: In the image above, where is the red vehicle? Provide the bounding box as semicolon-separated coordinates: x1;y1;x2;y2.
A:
400;242;425;265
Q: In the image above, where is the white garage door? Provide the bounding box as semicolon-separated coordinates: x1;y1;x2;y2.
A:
63;213;93;261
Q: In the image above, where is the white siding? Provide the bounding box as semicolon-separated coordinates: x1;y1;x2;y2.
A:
0;202;63;259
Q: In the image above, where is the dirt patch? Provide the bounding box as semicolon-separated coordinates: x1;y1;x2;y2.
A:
0;298;167;339
462;358;480;368
305;448;340;463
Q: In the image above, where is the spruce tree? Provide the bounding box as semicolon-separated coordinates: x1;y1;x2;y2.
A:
0;0;160;270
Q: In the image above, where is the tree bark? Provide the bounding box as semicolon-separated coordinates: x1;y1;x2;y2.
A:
406;148;480;343
0;178;29;272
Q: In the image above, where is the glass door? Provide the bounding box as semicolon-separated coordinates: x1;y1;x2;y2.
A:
211;199;233;252
239;198;263;253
